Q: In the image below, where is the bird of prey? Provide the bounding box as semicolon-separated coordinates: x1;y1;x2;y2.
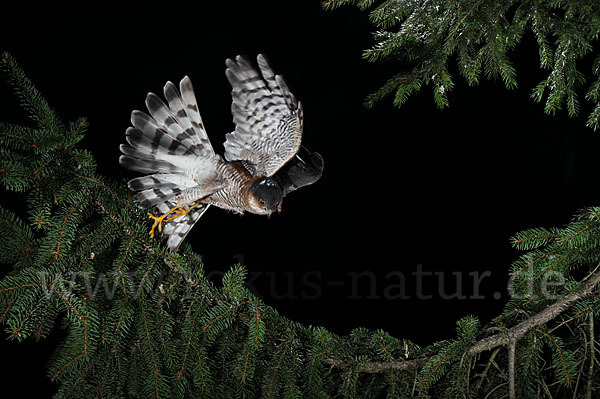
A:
119;55;323;251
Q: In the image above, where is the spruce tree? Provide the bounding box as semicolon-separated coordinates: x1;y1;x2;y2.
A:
2;1;600;397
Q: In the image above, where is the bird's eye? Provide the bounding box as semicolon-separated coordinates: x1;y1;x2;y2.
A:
259;199;266;207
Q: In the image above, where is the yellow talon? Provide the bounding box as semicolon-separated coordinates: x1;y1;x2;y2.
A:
165;208;186;222
147;203;202;238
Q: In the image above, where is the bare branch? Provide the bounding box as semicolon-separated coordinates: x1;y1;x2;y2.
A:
586;313;595;399
508;339;516;399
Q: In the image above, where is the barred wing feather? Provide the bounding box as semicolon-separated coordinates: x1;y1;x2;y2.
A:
224;54;303;177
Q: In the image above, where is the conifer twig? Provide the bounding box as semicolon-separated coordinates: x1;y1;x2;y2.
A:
474;346;500;393
469;268;600;354
322;356;430;374
507;339;516;399
586;312;595;399
326;267;600;374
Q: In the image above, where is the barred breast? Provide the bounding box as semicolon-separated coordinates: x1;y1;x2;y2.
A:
203;159;258;213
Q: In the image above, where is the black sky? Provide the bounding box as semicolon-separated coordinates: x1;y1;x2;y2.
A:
2;1;600;396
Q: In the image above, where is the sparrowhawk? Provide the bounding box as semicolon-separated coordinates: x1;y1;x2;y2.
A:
119;54;323;251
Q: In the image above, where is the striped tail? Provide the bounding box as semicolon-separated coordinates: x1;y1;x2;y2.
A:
120;76;216;251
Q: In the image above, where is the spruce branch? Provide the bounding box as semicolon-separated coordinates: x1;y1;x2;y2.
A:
325;266;600;375
474;346;500;394
508;339;516;399
0;54;63;133
471;267;600;354
325;0;600;129
586;312;595;399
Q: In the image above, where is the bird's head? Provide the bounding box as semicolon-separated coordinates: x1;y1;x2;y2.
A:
249;177;283;216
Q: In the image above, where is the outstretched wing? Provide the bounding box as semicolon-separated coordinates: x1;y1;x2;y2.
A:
224;54;303;177
272;146;324;196
120;76;219;251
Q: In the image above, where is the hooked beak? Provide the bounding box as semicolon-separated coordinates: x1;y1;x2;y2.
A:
266;202;282;218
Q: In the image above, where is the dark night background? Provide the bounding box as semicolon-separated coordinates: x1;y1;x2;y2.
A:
1;1;600;396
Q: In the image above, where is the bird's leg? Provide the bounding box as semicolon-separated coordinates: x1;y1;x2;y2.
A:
147;202;202;238
148;205;180;238
164;202;201;222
